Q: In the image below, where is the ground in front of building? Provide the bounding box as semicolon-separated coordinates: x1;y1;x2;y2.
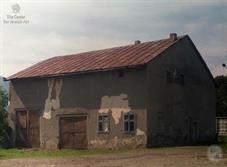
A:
0;146;226;167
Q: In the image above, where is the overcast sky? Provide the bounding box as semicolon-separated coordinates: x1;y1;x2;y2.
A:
0;0;227;77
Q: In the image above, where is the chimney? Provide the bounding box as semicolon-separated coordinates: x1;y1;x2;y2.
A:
134;40;141;45
170;33;177;41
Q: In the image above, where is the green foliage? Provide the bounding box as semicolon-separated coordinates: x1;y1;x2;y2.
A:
218;136;227;153
0;86;12;148
215;75;227;117
218;136;227;143
0;148;129;159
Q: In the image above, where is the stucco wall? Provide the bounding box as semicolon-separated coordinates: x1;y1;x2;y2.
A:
8;67;147;149
8;37;216;149
146;37;216;146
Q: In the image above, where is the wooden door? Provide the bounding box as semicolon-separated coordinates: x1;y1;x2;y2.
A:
60;116;87;149
189;118;199;143
16;110;40;148
28;110;40;147
16;110;28;147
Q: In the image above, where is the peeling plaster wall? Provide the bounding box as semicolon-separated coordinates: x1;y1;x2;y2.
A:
8;38;216;149
146;37;216;147
88;107;147;149
8;78;48;146
43;79;63;119
89;135;145;149
9;67;147;149
98;94;131;124
7;82;25;142
92;93;147;148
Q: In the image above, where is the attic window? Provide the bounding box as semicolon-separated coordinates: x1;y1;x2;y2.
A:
118;69;125;78
166;71;174;83
175;74;184;85
166;70;184;86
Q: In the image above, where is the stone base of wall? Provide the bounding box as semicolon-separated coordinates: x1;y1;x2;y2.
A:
89;135;146;149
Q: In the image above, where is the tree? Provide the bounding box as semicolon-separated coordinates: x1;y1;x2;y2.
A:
0;86;12;148
215;75;227;117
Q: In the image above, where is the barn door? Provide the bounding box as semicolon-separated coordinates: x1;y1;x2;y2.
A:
189;118;199;143
28;110;40;147
16;110;40;148
16;110;28;147
60;116;87;149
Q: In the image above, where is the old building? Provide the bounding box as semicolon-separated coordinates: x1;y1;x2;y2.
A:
7;34;216;149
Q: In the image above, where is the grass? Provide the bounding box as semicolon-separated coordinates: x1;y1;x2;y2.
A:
218;136;227;153
1;142;226;160
0;148;129;159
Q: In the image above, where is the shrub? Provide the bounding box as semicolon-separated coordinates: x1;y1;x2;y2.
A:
0;87;12;148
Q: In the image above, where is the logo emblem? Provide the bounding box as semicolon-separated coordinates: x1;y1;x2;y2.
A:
207;145;223;162
11;4;21;13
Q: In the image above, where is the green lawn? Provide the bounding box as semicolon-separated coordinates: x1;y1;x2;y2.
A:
0;148;129;159
1;144;226;160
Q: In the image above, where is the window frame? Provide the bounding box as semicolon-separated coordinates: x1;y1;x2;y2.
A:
123;112;136;134
97;114;110;134
166;70;184;86
117;69;125;78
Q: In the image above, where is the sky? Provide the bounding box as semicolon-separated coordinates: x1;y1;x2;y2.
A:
0;0;227;77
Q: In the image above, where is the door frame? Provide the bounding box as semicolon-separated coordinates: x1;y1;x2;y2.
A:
15;108;40;148
15;109;29;147
58;113;88;149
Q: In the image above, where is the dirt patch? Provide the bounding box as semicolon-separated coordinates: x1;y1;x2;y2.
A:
0;146;226;167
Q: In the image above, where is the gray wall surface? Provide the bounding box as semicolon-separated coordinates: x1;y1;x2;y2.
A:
146;37;216;146
8;36;216;149
8;67;147;149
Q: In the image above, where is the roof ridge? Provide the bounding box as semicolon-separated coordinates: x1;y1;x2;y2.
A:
49;35;188;59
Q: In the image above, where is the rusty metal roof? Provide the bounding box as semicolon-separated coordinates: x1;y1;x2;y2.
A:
8;35;187;80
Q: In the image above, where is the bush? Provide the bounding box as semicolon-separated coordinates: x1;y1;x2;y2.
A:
218;136;227;143
215;75;227;116
0;87;12;148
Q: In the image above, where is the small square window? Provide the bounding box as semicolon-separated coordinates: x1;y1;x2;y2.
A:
118;70;125;77
175;74;184;85
124;112;136;133
166;71;173;83
98;115;109;133
166;70;184;86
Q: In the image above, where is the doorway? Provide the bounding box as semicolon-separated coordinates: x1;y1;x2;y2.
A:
59;116;87;149
16;109;40;147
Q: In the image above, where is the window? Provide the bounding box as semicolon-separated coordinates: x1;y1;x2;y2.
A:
117;69;125;77
98;115;109;133
175;74;184;85
166;71;174;83
123;112;135;133
166;70;184;86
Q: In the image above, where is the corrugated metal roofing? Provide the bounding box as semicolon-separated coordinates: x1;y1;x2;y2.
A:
7;35;187;80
